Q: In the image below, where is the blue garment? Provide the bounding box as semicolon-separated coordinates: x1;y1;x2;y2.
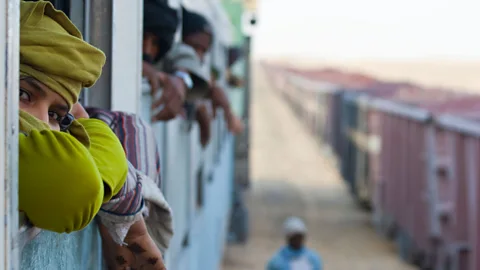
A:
267;246;322;270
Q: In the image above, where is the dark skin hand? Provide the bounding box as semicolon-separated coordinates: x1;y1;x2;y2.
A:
195;103;211;147
99;218;166;270
195;86;244;147
143;61;186;121
70;102;90;119
209;85;244;134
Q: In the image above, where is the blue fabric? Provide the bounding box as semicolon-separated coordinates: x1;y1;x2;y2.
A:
266;246;322;270
20;222;103;270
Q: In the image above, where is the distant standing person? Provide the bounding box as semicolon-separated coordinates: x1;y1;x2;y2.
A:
267;217;323;270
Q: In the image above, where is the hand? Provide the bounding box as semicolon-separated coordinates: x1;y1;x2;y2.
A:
210;85;230;118
195;104;211;147
70;103;89;119
143;61;186;121
227;114;244;135
99;218;166;270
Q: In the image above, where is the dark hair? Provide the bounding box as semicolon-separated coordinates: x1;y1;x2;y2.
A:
143;0;179;62
181;7;213;40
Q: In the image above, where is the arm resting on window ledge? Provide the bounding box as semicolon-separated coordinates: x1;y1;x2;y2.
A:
19;130;104;233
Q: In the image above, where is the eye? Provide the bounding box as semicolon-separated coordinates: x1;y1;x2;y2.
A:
19;88;31;102
48;111;61;122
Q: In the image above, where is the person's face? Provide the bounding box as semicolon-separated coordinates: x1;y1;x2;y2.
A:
287;233;305;251
143;33;160;62
183;32;211;62
19;78;69;131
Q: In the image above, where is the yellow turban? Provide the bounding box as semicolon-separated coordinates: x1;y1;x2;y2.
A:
19;1;106;109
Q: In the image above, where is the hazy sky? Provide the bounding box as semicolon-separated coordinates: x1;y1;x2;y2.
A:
252;0;480;60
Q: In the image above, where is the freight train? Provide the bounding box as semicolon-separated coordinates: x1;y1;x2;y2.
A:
263;62;480;270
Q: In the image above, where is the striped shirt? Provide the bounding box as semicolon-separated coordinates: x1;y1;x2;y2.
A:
86;108;161;185
87;108;165;244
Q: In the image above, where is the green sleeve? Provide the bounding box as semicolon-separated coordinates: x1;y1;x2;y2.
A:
77;118;128;202
19;130;104;233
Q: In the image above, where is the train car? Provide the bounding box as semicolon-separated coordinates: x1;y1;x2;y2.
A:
264;63;480;270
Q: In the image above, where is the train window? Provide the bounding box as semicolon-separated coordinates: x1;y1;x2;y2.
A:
23;0;69;15
50;0;70;13
22;1;86;34
67;0;90;105
196;165;204;209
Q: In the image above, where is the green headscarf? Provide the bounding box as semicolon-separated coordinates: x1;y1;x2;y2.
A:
19;0;106;109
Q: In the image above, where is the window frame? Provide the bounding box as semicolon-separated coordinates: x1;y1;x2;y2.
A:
1;0;20;269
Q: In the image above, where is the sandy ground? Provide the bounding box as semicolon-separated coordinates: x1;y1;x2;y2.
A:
221;65;417;270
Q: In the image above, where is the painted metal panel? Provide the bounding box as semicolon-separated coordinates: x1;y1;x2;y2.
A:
110;0;143;114
140;53;236;270
166;135;234;270
466;138;479;270
0;1;20;269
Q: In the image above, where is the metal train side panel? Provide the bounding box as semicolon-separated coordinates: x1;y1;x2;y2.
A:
467;138;479;270
141;86;236;270
20;224;103;270
408;120;430;265
432;116;480;270
340;92;360;196
0;1;20;269
330;91;345;159
110;0;143;114
367;98;434;267
352;95;371;207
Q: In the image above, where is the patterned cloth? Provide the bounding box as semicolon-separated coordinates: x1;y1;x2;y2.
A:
96;161;145;245
87;108;173;251
89;110;161;178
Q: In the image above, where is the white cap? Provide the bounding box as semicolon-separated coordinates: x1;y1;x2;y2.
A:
283;216;307;236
